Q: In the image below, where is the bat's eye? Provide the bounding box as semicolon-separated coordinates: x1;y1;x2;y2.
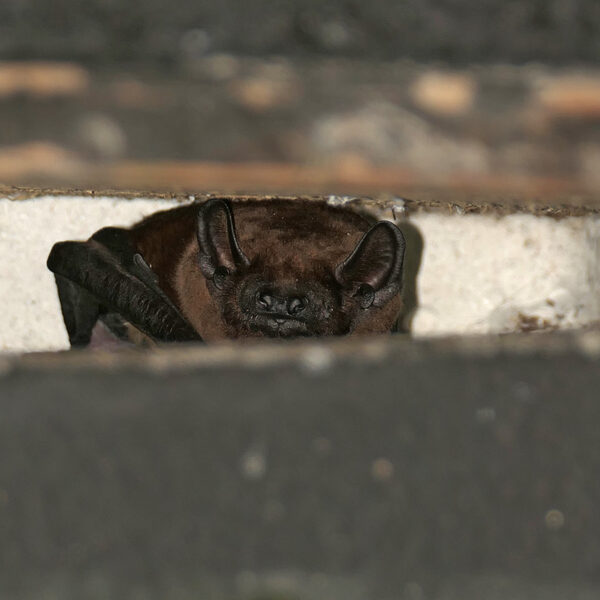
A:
213;266;230;289
356;283;375;309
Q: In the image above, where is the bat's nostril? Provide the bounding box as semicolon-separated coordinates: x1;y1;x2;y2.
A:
256;288;306;317
288;296;307;316
256;289;274;311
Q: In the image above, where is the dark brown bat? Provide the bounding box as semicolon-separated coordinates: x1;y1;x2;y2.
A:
47;198;405;346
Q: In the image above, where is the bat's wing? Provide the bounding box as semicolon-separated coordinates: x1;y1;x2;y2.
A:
47;226;201;347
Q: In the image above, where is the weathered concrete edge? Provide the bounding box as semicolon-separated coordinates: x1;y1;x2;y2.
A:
2;185;599;219
2;329;599;377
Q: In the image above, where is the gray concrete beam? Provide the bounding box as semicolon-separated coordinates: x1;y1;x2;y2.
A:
1;332;599;598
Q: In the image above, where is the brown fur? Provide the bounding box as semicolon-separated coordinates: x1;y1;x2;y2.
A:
130;199;403;341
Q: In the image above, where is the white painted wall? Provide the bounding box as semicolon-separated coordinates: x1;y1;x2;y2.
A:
0;195;598;352
410;212;600;336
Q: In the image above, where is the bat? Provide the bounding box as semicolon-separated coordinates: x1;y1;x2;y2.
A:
47;198;406;347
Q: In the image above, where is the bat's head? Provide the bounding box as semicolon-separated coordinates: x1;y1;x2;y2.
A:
197;199;405;339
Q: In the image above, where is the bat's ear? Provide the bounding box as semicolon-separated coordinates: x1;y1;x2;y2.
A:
197;198;250;283
335;221;405;308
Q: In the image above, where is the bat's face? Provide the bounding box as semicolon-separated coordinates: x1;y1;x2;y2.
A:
196;199;405;339
210;266;347;338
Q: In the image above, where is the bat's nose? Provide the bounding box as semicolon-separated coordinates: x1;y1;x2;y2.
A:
256;288;307;317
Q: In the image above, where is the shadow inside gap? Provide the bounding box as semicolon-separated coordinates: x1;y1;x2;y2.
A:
393;219;423;335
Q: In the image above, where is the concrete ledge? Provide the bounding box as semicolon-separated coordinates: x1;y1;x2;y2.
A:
1;332;599;599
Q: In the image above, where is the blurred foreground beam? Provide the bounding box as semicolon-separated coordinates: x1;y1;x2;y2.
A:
1;332;600;599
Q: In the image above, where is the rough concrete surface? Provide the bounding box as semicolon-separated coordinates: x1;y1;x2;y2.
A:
410;211;600;337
